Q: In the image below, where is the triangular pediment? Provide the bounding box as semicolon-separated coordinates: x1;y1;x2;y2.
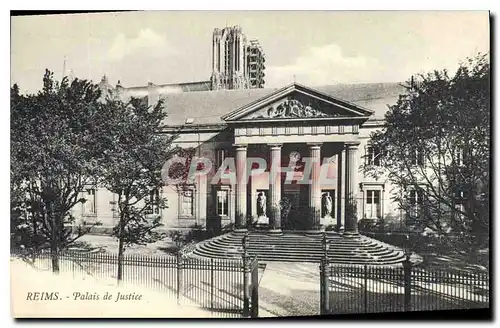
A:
222;83;374;122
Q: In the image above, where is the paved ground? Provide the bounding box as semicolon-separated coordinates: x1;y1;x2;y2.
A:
257;262;321;317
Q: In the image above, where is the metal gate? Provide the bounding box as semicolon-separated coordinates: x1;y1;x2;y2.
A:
179;255;260;318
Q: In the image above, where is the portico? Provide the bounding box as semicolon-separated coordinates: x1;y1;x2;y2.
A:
221;83;372;235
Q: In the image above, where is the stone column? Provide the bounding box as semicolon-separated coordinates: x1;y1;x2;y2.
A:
212;34;216;73
234;144;248;233
268;144;282;235
308;143;322;233
381;186;385;221
344;142;360;235
336;148;346;232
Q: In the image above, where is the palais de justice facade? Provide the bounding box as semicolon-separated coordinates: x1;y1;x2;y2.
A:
70;25;407;234
72;82;406;234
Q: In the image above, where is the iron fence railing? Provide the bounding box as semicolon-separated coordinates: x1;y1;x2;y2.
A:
11;249;259;318
322;261;489;315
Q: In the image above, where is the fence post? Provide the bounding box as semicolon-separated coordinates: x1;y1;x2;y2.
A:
210;258;214;311
364;264;368;313
320;233;330;315
242;233;250;318
177;252;183;305
320;258;330;315
250;257;259;318
403;254;412;312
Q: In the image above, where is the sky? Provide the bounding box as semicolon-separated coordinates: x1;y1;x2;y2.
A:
11;11;490;94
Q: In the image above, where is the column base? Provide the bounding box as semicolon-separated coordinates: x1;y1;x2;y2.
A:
305;230;323;237
342;231;360;238
267;229;283;236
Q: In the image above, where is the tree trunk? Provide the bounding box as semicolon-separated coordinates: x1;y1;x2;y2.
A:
49;204;60;273
32;209;37;245
51;248;60;273
116;215;125;284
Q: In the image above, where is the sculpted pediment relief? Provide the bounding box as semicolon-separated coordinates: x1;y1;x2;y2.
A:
222;83;374;122
245;98;339;120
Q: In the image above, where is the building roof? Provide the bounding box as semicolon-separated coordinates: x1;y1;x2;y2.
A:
158;82;406;126
118;80;212;97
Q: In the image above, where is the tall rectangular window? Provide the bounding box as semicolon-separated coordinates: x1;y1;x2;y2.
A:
409;189;424;217
454;190;467;220
216;189;229;216
180;189;195;218
366;146;381;166
410;149;425;166
365;190;381;219
216;149;225;172
83;187;97;216
145;188;160;215
111;193;120;218
454;147;465;166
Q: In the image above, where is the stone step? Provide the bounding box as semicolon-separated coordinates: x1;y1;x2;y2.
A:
191;249;405;265
198;242;398;257
224;233;372;240
221;235;377;244
222;237;375;245
210;240;384;250
225;234;363;241
195;245;404;261
190;232;409;265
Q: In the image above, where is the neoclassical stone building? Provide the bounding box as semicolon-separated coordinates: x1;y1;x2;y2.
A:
71;81;408;234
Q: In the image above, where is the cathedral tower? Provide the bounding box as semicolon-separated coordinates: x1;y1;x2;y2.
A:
211;25;249;90
246;39;266;88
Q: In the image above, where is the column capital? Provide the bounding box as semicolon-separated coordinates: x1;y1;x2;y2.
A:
344;141;360;150
268;143;283;149
307;142;323;149
233;144;248;150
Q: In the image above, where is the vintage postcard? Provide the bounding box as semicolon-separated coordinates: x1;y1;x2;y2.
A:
10;10;490;319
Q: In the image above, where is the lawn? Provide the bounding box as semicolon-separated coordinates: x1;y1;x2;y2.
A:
73;234;178;257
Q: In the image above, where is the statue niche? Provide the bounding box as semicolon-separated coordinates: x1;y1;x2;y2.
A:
255;191;269;225
257;191;267;217
321;192;333;218
321;190;336;227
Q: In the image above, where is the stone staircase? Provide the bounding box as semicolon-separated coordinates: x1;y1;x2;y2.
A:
190;231;411;265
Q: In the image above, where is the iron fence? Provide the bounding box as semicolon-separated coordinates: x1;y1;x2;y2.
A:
321;260;489;315
180;257;244;315
11;249;259;318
